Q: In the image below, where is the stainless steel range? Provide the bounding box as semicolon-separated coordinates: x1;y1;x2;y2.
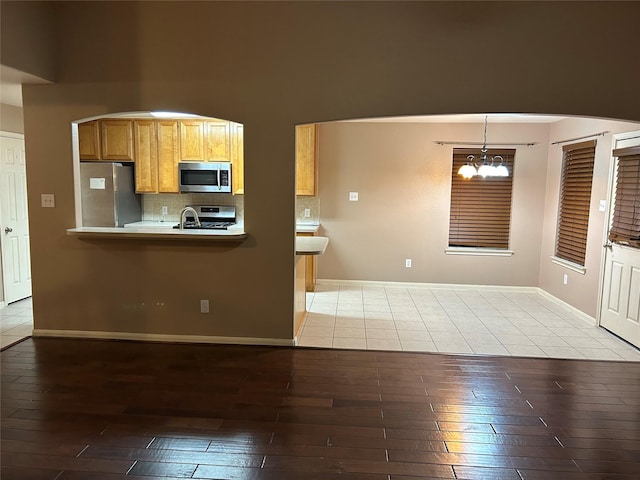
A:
174;205;236;230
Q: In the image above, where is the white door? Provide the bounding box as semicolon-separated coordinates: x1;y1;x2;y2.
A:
0;133;32;303
600;132;640;348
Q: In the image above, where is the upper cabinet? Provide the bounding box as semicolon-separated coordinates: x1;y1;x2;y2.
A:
133;120;158;193
78;116;244;194
101;120;134;161
78;121;100;160
206;121;231;161
133;120;180;194
157;121;180;193
179;120;206;161
296;124;317;196
179;120;232;162
230;123;244;195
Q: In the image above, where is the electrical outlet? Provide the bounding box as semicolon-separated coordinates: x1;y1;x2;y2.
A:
200;299;210;313
405;259;412;268
40;193;55;208
563;274;568;285
349;192;359;201
161;205;168;215
303;208;311;218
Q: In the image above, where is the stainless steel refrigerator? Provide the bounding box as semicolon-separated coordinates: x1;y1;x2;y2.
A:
80;162;142;227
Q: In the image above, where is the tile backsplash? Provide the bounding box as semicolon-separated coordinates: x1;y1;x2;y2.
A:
296;196;320;224
142;193;244;223
143;194;316;226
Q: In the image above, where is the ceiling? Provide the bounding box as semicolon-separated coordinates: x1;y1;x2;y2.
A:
340;114;567;124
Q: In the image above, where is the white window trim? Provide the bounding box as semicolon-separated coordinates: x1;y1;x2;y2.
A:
550;255;586;274
446;247;514;257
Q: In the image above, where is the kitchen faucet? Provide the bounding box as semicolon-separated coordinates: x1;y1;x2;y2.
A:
179;206;201;229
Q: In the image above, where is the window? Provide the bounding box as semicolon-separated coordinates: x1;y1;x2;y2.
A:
555;140;596;266
449;148;515;249
608;146;640;248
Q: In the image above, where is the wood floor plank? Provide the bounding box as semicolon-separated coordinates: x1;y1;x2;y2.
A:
1;338;638;480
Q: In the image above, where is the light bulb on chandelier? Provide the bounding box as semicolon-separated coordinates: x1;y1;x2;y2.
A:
457;116;509;179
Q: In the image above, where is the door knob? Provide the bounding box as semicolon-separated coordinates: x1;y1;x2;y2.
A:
4;227;13;234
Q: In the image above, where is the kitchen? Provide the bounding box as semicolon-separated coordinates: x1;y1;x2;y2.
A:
65;112;327;341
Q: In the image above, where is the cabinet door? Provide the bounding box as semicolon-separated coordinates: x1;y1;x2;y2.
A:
296;124;317;196
78;121;101;160
206;121;231;161
133;120;158;193
297;232;317;292
179;120;205;160
230;123;244;195
101;120;134;161
157;120;180;193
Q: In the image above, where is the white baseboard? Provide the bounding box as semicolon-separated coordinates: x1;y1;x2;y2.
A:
0;301;6;310
318;278;539;293
317;279;595;325
32;329;296;347
536;289;597;326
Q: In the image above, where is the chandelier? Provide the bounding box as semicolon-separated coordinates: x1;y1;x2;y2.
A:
458;116;509;179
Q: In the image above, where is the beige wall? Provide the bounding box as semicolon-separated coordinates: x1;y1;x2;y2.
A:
316;121;551;286
315;118;640;317
5;1;640;340
539;117;640;317
0;104;24;134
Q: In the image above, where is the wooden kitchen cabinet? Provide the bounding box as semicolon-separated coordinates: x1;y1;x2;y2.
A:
179;120;206;160
296;124;317;196
206;121;231;161
157;120;180;193
297;232;317;292
78;121;101;160
230;122;244;194
101;120;134;161
133;120;180;194
133;120;158;193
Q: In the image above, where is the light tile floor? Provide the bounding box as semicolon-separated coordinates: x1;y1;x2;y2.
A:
3;289;638;362
298;283;640;361
0;297;33;349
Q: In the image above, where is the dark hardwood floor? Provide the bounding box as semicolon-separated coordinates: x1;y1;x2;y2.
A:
1;338;639;480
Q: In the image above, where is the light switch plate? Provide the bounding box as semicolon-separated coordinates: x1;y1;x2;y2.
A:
41;193;55;208
599;200;606;212
349;192;359;201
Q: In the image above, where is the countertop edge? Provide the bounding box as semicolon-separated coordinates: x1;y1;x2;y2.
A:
67;227;248;241
296;236;329;255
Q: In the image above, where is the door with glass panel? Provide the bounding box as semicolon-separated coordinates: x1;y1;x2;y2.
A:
600;132;640;348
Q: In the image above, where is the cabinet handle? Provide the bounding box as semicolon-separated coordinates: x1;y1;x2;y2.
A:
4;227;13;234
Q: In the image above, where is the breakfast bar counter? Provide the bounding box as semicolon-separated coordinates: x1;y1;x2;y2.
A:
66;226;247;241
295;235;329;255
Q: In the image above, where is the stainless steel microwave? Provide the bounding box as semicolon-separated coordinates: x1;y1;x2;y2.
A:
178;162;232;193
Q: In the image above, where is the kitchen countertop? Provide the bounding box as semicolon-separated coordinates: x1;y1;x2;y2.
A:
296;236;329;255
67;225;247;241
67;221;321;244
296;223;320;234
124;220;176;229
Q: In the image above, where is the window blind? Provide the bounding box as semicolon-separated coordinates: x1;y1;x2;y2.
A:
555;140;596;266
449;148;515;249
608;146;640;248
